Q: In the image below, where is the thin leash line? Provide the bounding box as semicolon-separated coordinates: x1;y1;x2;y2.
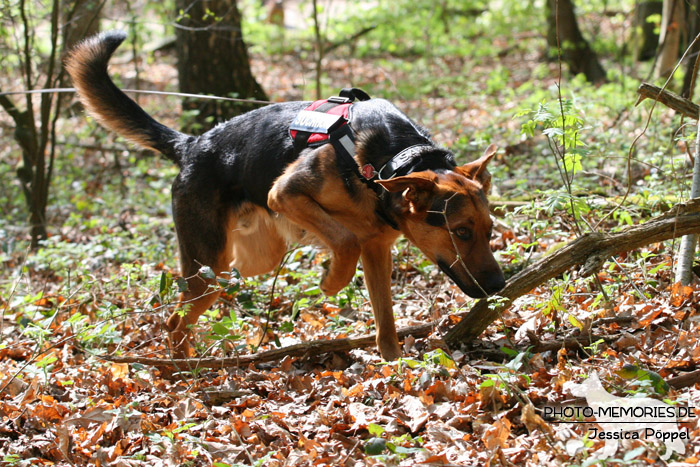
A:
0;87;273;105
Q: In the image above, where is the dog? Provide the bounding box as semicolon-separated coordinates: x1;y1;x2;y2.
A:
65;31;505;361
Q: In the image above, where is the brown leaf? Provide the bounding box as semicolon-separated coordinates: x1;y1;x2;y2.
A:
482;417;511;450
419;453;450;464
671;282;694;307
347;402;374;430
65;406;113;428
395;395;430;432
55;425;72;461
638;304;662;327
520;402;552;435
110;363;129;380
479;384;504;410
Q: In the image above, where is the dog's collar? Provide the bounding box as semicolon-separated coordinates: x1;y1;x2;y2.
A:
360;144;435;182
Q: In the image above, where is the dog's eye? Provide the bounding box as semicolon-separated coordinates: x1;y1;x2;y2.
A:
454;227;471;240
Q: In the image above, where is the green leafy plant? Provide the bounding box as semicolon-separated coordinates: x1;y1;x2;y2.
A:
364;423;425;460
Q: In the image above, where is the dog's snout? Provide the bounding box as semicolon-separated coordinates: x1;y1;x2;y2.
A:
467;270;505;298
483;269;505;294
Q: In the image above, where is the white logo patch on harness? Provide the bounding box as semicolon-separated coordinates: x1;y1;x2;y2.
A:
290;110;344;134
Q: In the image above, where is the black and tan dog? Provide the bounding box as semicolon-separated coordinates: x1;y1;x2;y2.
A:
66;31;505;361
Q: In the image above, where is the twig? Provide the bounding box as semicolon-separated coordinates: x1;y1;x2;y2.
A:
99;321;438;369
324;26;376;55
525;330;616;353
596;32;700;230
591;315;636;327
255;247;298;351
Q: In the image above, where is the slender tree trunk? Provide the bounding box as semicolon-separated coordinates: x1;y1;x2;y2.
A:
632;0;662;61
681;0;700;98
655;0;685;78
61;0;101;51
546;0;607;83
311;0;323;99
1;0;62;248
174;0;267;129
675;120;700;285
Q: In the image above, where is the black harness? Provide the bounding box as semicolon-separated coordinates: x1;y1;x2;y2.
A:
289;89;433;230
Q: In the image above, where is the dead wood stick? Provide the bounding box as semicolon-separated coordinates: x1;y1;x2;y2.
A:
444;199;700;347
636;82;700;120
526;330;615;353
667;369;700;390
591;315;636;327
100;321;438;369
464;333;617;361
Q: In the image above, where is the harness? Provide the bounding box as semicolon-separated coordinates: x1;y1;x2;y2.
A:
289;88;433;230
290;88;376;190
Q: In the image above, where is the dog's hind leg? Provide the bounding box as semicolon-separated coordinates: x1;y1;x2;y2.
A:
166;182;234;359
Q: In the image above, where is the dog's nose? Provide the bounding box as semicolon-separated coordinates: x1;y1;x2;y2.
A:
483;270;506;294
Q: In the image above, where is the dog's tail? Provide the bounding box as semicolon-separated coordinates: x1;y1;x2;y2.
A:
65;31;188;164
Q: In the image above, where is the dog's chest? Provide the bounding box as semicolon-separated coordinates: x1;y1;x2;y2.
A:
235;205;320;247
271;213;322;247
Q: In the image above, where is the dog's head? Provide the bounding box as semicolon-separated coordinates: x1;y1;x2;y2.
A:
377;144;505;298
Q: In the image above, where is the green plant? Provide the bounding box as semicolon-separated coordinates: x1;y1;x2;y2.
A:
481;349;532;396
364;423;425;460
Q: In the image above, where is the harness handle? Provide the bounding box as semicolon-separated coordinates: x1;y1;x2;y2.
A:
339;88;371;102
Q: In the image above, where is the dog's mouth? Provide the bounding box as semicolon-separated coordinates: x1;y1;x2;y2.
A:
437;259;488;299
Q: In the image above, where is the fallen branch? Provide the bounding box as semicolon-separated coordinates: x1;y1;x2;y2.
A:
100;321;437;369
668;369;700;390
591;315;636;327
463;331;618;361
636;82;699;120
444;199;700;347
525;330;616;353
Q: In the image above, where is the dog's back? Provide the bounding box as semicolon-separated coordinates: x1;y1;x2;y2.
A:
65;31;435;210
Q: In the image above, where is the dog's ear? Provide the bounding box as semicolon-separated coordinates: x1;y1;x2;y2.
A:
375;172;438;214
456;143;497;193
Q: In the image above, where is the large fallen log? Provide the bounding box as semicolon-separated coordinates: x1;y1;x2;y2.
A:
444;199;700;347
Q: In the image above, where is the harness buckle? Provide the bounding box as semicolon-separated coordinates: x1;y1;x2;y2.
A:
327;96;352;104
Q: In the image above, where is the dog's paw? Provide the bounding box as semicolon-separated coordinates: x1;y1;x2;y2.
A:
378;345;402;362
320;276;345;296
320;261;356;296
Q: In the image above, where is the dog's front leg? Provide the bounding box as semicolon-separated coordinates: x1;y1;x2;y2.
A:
361;239;401;361
269;184;360;296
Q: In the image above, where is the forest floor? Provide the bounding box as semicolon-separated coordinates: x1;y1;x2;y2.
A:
2;15;700;467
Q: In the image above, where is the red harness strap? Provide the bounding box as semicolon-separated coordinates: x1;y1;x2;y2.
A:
289;98;352;145
288;88;401;230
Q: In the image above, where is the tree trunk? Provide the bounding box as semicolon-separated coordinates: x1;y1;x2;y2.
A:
675;120;700;285
655;0;685;78
631;0;662;61
546;0;607;83
60;0;101;103
61;0;101;51
681;0;700;98
174;0;267;129
0;0;63;248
